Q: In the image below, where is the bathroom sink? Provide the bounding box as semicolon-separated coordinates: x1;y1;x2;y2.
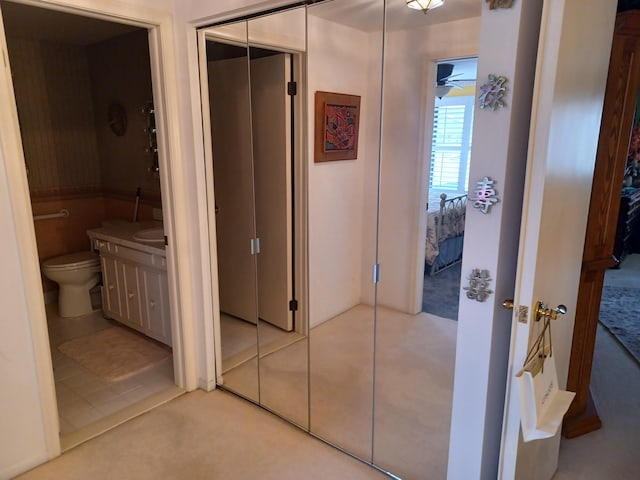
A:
133;227;165;244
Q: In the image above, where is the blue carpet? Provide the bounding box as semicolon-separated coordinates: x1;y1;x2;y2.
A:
422;263;461;320
599;285;640;365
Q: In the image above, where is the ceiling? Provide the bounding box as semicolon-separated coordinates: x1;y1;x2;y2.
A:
0;0;481;45
308;0;481;32
0;1;141;45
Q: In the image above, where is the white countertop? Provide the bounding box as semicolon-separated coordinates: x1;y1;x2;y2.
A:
87;220;166;256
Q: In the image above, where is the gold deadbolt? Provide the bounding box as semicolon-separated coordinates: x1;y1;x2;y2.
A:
502;299;529;323
502;299;514;310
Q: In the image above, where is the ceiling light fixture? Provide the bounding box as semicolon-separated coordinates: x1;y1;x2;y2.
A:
406;0;445;13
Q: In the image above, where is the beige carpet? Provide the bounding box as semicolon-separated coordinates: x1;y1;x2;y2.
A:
309;305;457;478
16;390;390;480
220;314;304;374
15;310;638;479
219;304;457;479
58;327;170;382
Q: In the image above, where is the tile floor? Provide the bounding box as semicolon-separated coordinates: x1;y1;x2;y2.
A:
46;303;175;436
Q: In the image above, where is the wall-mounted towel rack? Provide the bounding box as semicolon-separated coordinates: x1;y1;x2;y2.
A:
33;209;69;221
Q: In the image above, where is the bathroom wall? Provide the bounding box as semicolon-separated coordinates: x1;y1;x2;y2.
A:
6;37;102;195
6;36;106;293
5;29;159;295
88;29;162;220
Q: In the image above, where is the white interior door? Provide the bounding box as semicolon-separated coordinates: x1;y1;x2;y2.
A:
498;1;616;478
447;1;616;479
209;56;258;324
251;53;293;331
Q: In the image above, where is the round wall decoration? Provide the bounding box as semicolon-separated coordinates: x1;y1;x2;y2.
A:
108;101;127;136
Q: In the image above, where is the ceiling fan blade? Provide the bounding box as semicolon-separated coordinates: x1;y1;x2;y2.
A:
436;63;455;84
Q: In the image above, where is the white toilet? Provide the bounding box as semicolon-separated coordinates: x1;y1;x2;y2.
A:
42;251;101;318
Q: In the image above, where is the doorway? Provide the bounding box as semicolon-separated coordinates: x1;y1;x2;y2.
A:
0;0;183;448
421;57;477;322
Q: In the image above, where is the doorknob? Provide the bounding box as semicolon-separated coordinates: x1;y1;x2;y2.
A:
502;299;514;310
534;301;567;322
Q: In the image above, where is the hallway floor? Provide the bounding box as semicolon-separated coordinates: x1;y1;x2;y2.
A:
19;261;639;479
555;254;640;479
17;389;390;480
17;324;638;480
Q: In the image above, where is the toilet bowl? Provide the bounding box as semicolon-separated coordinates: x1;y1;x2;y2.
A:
42;251;101;318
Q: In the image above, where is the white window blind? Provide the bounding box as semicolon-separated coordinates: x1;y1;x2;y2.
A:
429;95;474;194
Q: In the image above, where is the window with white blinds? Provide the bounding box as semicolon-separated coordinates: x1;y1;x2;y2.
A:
429;95;474;194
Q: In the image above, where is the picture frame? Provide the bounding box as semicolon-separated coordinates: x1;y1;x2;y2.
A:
314;91;361;163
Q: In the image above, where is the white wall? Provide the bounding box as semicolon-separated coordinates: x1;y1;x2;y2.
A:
0;0;199;477
377;17;480;313
306;14;379;327
0;4;60;478
0;155;53;479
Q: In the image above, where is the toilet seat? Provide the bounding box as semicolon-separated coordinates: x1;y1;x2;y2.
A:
42;251;99;271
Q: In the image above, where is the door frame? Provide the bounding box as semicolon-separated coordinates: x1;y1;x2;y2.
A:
0;0;196;460
196;26;308;385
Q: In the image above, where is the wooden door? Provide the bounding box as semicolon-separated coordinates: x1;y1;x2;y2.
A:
251;53;293;331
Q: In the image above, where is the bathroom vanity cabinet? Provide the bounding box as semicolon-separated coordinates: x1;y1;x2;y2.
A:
88;224;171;347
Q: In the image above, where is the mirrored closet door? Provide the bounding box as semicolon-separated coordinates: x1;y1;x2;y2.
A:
248;7;308;428
204;20;260;403
373;1;480;479
200;7;309;428
305;0;385;462
200;1;482;478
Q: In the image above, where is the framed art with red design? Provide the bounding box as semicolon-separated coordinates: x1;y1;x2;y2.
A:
314;91;361;162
